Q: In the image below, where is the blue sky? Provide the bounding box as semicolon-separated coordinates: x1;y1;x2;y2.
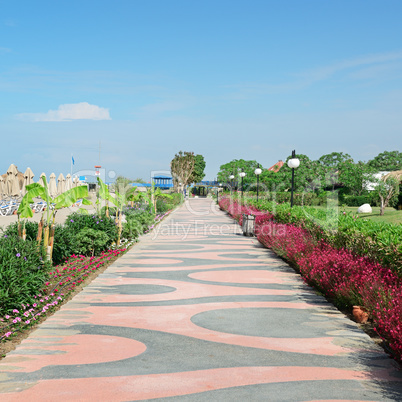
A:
1;0;402;181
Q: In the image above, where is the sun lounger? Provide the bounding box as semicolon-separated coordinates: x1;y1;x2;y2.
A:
0;201;19;216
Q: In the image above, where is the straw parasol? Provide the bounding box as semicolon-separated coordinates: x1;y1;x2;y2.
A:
22;167;35;195
48;173;57;198
5;164;20;197
65;173;73;191
0;175;5;199
73;176;79;187
384;170;402;183
38;172;46;187
57;173;65;195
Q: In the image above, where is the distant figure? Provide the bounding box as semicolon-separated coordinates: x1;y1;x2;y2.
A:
184;188;187;198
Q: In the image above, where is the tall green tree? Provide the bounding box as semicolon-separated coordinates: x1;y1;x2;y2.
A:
318;152;353;168
368;150;402;171
217;159;261;189
170;151;195;192
373;176;400;215
276;154;325;192
189;154;206;184
338;161;373;196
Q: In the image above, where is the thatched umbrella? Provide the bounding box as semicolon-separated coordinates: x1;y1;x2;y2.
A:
384;170;402;183
73;176;79;187
57;173;65;195
65;173;73;191
5;164;20;197
48;173;57;198
22;167;35;195
38;172;46;187
0;175;5;198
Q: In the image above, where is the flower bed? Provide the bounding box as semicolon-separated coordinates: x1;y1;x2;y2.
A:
0;207;174;344
219;196;402;361
0;249;125;341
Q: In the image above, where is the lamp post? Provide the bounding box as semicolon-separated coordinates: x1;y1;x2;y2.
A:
254;164;262;201
287;150;300;207
239;171;246;201
229;174;234;194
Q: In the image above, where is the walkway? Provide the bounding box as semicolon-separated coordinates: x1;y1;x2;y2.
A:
0;198;401;401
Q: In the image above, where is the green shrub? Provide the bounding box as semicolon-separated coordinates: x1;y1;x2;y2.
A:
52;224;79;265
4;221;39;241
341;194;376;207
249;191;329;206
121;219;143;240
0;235;50;314
65;212;118;246
156;198;169;213
245;196;402;276
75;228;110;256
125;210;155;230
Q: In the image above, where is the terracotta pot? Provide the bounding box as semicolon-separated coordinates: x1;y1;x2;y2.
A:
353;305;369;324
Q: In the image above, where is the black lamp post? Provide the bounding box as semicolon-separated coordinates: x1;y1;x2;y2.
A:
229;174;234;194
239;171;246;201
287;150;300;207
254;164;262;201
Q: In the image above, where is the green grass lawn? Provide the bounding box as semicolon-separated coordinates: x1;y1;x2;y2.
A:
311;204;402;225
340;206;402;225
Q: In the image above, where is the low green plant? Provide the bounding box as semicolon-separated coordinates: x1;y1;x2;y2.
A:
3;221;39;241
65;212;118;247
0;235;50;314
121;219;143;240
75;228;110;256
52;225;80;265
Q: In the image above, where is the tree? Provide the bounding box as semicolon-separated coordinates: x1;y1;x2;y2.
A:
318;152;353;168
170;151;195;192
368;150;402;172
338;161;374;196
276;154;325;192
17;178;90;260
189;154;206;184
114;176;133;188
373;176;400;215
217;159;261;190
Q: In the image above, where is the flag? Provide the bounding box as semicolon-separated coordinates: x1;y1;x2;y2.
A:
72;156;75;165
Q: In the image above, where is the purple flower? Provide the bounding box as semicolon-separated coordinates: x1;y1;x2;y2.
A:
16;253;21;257
4;235;7;238
70;219;74;223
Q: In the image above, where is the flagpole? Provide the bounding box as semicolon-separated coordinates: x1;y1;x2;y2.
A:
71;154;73;177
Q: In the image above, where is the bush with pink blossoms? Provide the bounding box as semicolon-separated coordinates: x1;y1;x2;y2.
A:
219;195;402;362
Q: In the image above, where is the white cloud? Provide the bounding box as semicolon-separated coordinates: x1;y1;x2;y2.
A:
17;102;111;122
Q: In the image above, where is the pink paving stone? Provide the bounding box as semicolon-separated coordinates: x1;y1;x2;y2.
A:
188;269;289;284
0;366;382;401
131;258;183;265
63;303;351;356
0;335;146;373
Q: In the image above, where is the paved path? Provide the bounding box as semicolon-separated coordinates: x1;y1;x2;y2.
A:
0;198;401;401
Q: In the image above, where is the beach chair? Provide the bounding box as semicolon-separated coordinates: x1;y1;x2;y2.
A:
72;199;83;207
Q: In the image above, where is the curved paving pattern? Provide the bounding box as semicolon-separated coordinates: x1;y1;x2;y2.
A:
0;198;401;401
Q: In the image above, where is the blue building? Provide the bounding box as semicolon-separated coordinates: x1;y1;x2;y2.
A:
130;174;173;190
153;174;173;189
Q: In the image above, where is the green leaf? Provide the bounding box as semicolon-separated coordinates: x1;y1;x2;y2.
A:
53;186;89;209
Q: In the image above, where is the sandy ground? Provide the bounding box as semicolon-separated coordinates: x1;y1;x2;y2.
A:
0;194;98;231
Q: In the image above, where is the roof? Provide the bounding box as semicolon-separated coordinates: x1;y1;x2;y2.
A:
384;170;402;182
268;160;284;172
152;175;172;179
